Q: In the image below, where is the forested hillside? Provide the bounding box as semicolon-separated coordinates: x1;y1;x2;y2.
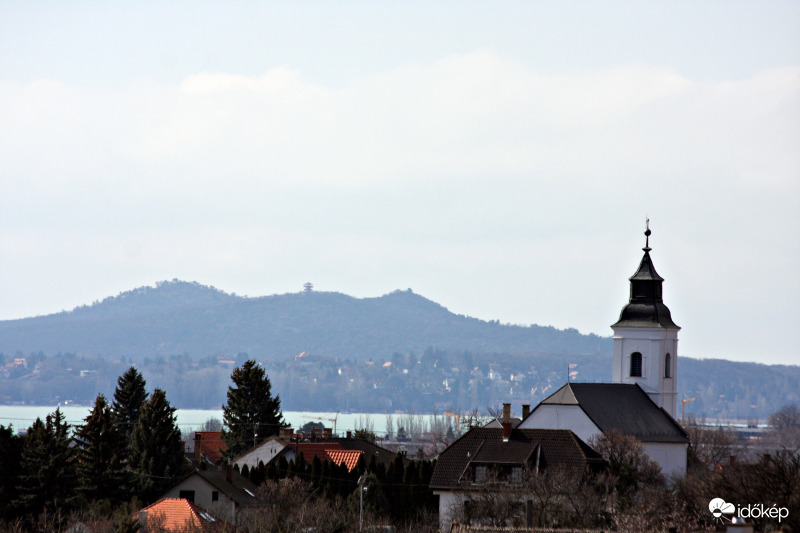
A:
0;280;608;360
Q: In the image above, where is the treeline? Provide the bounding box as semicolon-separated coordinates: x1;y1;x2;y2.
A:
3;348;800;419
0;368;189;531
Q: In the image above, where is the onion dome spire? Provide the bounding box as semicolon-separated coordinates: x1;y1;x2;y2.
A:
612;221;679;329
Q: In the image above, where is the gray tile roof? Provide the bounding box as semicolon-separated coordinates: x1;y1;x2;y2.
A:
429;427;604;490
538;383;689;443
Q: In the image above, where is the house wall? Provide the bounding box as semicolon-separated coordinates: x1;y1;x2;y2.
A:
233;439;286;470
643;442;687;478
163;476;237;523
434;490;461;533
518;404;601;444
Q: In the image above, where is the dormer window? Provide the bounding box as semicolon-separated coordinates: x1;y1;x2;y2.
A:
664;353;671;378
474;465;487;484
630;352;642;377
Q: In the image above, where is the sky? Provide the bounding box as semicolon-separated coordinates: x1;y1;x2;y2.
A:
1;1;798;365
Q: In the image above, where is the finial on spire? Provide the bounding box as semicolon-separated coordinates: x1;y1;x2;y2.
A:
644;217;652;252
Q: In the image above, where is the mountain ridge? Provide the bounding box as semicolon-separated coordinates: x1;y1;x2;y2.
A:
0;280;608;360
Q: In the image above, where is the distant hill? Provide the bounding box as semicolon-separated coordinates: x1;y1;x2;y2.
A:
0;280;609;360
1;280;798;419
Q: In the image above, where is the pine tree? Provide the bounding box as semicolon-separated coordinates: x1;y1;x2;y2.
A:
111;366;148;442
14;409;77;520
128;388;190;503
0;424;23;521
221;359;286;456
74;394;128;505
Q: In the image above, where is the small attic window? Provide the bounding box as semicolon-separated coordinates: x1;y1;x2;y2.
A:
664;353;671;378
630;352;643;377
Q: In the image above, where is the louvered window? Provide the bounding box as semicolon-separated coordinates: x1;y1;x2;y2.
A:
630;352;643;377
664;353;671;378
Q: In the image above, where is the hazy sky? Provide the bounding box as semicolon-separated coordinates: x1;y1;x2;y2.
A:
1;2;798;365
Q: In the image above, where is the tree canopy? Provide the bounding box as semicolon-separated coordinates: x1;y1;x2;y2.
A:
222;359;286;456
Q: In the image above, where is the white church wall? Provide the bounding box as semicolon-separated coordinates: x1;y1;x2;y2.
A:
519;404;601;444
643;442;688;479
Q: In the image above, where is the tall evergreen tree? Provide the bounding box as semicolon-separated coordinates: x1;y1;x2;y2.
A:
128;388;189;503
74;394;128;505
14;409;77;519
111;366;148;442
221;359;286;456
0;424;23;521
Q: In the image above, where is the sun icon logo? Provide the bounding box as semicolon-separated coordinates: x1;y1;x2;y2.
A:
708;498;735;522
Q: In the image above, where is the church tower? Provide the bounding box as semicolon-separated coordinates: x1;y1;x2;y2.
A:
612;222;680;419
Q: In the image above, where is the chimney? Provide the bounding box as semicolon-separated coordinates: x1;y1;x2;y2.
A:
323;428;332;439
346;430;352;439
138;510;148;527
522;404;530;419
279;427;294;441
502;403;512;440
226;464;233;483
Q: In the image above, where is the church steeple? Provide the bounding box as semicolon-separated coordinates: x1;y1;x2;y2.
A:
611;221;680;419
612;221;679;330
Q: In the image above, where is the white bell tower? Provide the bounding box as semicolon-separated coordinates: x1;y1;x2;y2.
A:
611;222;680;419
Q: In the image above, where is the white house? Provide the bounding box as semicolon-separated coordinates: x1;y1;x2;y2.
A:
161;468;259;524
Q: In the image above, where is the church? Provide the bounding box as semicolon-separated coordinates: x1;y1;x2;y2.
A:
517;224;689;477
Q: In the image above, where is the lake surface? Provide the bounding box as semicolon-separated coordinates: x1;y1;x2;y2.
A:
0;405;439;436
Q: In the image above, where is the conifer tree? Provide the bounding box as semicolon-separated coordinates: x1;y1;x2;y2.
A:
74;394;128;505
0;424;23;521
221;359;286;456
128;388;189;502
14;409;77;519
111;366;148;442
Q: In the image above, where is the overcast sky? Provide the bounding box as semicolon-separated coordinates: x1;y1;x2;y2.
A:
1;2;798;365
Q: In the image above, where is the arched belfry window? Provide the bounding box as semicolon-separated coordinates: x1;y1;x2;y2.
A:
630;352;643;377
665;353;672;378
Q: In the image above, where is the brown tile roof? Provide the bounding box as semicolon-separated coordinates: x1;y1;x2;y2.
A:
430;427;604;490
138;497;222;531
195;431;228;464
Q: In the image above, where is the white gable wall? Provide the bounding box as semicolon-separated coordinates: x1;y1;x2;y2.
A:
233;438;286;470
163;475;237;523
519;404;601;444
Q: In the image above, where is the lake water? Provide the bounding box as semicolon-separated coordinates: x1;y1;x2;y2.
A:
0;405;441;436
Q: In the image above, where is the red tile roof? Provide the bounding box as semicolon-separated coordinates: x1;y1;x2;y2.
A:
325;449;363;471
138;498;222;531
195;431;228;464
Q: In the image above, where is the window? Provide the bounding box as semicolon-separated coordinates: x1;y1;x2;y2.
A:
630;352;642;377
511;467;522;484
211;491;219;502
179;490;195;503
664;353;671;378
474;465;486;484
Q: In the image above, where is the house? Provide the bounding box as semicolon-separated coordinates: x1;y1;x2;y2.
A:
136;497;222;531
160;467;259;524
231;429;294;470
518;225;689;477
269;431;403;472
430;408;605;532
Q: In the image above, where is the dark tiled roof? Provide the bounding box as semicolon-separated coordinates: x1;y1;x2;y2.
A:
273;437;402;469
540;383;689;443
193;469;260;507
430;427;604;490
